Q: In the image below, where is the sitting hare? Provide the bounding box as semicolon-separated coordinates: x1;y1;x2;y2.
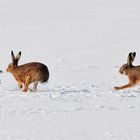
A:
114;52;140;90
7;51;49;92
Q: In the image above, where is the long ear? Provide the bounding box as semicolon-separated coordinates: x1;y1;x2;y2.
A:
11;50;15;63
127;52;136;66
14;51;21;66
16;51;21;61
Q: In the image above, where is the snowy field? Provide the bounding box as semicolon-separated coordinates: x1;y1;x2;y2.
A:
1;0;140;140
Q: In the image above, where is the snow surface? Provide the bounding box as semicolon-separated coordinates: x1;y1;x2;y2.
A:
1;0;140;140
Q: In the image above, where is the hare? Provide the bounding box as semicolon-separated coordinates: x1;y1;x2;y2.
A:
7;51;49;92
114;52;140;90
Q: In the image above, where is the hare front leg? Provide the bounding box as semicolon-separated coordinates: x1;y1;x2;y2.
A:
23;75;31;92
114;82;136;90
18;82;22;89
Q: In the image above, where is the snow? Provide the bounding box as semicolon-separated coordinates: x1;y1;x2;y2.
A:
0;0;140;140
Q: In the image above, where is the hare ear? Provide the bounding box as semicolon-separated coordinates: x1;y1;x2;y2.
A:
133;52;136;58
127;52;136;66
14;51;21;66
16;51;21;61
11;50;15;63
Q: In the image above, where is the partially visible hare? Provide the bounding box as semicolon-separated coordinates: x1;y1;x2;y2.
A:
7;51;49;92
114;52;140;90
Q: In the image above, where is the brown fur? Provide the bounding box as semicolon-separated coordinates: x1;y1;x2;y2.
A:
114;52;140;90
7;51;49;92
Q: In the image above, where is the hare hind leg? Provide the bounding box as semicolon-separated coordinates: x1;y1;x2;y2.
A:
33;82;38;91
23;76;31;92
114;82;136;90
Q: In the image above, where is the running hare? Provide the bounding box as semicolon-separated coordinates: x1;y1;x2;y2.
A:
114;52;140;90
7;51;49;92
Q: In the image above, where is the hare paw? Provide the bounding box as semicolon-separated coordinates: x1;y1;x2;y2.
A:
114;86;121;90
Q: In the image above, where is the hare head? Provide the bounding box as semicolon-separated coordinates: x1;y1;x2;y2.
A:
119;52;136;75
7;51;21;72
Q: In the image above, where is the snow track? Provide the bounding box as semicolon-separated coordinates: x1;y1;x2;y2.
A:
0;67;140;140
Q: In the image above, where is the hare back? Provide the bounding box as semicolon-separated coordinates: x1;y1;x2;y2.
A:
129;66;140;78
15;62;49;83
